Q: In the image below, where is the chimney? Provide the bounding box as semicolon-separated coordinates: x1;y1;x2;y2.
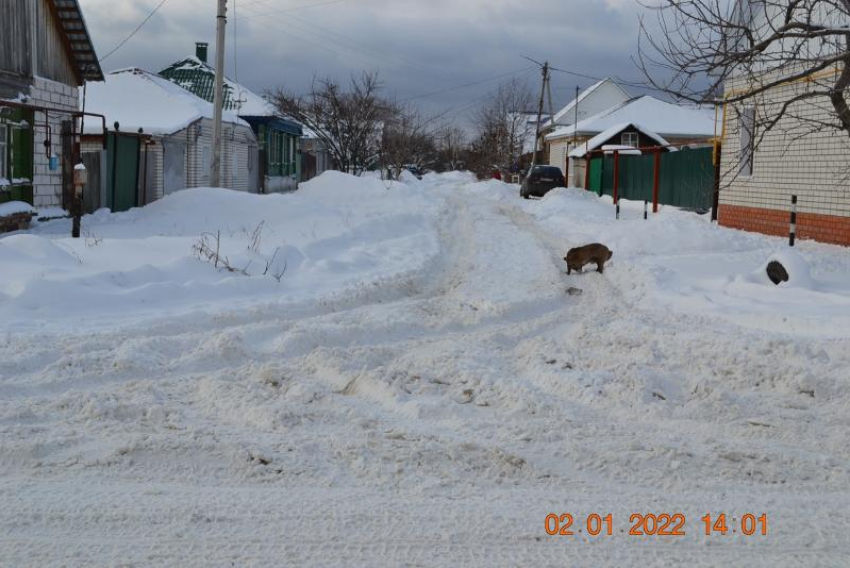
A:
196;42;209;64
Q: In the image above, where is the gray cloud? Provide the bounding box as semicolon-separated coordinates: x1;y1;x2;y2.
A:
80;0;656;124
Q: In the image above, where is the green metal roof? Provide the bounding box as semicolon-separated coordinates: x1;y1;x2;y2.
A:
158;57;241;111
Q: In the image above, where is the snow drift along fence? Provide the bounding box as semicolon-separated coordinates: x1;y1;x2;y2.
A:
588;147;715;212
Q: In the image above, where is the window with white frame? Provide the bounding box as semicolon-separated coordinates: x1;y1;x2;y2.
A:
0;124;7;182
739;106;755;176
621;131;639;148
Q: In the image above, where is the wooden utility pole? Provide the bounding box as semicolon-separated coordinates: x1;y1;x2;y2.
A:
211;0;228;187
532;61;550;167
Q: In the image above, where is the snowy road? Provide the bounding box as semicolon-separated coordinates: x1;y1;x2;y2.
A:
1;174;849;566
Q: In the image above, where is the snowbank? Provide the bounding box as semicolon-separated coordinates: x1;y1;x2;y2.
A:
0;172;442;331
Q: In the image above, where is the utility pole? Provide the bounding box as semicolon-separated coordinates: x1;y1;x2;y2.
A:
573;85;580;147
211;0;228;187
532;61;550;167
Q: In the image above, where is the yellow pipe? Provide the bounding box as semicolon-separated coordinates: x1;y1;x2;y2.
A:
724;65;841;99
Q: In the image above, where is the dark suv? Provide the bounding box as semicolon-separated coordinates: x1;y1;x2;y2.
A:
520;165;565;199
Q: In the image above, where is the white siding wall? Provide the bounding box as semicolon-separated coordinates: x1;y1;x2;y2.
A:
182;118;257;191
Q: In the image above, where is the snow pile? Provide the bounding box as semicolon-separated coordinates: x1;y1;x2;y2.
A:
0;171;442;331
0;201;35;216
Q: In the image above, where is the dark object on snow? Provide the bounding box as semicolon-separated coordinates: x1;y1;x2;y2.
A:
521;165;565;199
767;260;790;285
567;287;583;296
564;243;613;275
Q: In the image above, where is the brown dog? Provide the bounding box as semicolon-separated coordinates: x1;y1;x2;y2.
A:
564;243;613;275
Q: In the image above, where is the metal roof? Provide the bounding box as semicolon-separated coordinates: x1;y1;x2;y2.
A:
159;58;241;111
50;0;104;83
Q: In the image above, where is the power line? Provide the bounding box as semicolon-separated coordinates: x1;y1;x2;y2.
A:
238;5;436;76
549;65;664;94
398;66;536;103
239;0;348;11
100;0;170;62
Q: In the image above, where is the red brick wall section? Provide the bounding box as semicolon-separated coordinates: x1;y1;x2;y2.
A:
719;204;850;246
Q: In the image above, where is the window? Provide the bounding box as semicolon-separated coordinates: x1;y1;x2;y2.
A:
621;132;639;148
0;124;7;181
739;106;756;176
202;145;211;173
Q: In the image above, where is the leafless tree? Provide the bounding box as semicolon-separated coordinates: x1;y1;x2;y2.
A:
638;0;850;151
434;126;467;172
469;78;534;177
271;72;395;175
380;105;439;179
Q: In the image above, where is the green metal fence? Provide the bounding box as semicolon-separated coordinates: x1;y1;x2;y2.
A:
587;147;715;211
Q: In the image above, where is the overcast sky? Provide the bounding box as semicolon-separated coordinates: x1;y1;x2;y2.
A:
78;0;657;122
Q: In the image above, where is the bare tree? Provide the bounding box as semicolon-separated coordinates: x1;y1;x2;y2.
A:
380;105;439;179
638;0;850;148
469;78;534;177
434;125;467;172
271;72;394;175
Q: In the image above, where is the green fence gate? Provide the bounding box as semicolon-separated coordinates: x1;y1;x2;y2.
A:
106;133;141;213
587;147;715;212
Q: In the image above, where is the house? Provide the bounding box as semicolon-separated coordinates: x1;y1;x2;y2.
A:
717;2;850;245
158;44;330;190
546;95;716;186
81;68;259;211
0;0;103;212
541;78;632;173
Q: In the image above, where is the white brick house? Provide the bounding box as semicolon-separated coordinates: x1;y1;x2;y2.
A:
0;0;103;211
717;1;850;245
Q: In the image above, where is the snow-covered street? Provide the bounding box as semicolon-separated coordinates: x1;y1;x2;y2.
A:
2;173;850;566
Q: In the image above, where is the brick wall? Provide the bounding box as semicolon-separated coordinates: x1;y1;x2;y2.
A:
27;76;79;209
719;66;850;246
719;203;850;246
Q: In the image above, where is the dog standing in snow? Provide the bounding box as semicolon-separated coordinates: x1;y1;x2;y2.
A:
564;243;613;275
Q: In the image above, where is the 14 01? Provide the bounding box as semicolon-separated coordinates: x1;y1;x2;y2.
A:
702;513;768;536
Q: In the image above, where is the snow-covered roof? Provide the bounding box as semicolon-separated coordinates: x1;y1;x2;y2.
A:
80;68;248;135
158;55;319;138
568;122;671;158
548;96;716;142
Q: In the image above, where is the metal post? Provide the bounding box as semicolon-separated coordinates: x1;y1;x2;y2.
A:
711;145;722;222
644;200;648;220
72;163;87;238
616;202;620;220
789;195;798;247
652;149;661;213
211;0;228;187
111;122;119;211
612;150;620;205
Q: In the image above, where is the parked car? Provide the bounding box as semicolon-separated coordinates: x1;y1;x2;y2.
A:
404;165;424;180
520;165;565;199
